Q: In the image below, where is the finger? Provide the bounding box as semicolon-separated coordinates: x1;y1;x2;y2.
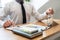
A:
8;21;12;25
3;23;9;28
3;21;11;28
4;22;10;27
6;21;10;25
11;22;15;27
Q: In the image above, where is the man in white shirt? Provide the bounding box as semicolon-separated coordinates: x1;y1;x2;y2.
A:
0;0;54;28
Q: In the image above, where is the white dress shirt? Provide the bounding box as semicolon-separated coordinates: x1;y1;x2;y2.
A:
0;0;48;25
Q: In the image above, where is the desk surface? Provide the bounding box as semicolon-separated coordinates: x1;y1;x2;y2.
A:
0;19;60;40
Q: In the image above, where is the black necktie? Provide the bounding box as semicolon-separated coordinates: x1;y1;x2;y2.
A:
20;2;26;24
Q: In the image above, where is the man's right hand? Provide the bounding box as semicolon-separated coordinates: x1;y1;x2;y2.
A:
3;20;15;28
46;8;54;15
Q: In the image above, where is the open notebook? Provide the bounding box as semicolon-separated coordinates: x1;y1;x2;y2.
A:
6;24;47;38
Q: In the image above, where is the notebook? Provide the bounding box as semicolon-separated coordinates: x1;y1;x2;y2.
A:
6;24;47;38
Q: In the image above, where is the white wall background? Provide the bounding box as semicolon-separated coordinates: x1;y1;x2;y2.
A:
31;0;49;11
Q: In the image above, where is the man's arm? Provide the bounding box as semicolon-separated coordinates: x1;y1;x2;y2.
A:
31;6;54;21
0;3;10;25
0;3;14;28
31;6;48;21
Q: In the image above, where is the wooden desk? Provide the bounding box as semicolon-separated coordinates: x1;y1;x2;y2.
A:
0;19;60;40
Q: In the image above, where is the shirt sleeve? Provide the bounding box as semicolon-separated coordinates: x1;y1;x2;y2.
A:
0;3;10;26
31;6;48;21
